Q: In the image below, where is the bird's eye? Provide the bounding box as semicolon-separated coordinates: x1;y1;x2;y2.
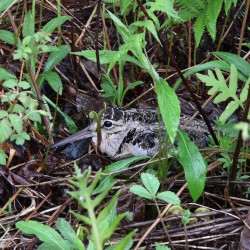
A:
103;120;113;128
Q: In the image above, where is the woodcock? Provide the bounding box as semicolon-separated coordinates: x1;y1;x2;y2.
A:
51;107;210;159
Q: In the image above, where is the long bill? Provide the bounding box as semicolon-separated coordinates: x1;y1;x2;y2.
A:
51;126;95;149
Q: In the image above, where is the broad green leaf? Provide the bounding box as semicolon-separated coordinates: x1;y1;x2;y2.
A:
141;173;160;196
228;64;238;96
18;81;30;90
220;101;239;124
55;218;85;250
0;149;8;166
0;118;12;143
43;71;62;95
155;78;180;144
9;114;23;133
22;11;34;37
0;30;16;45
107;10;131;42
0;68;16;81
0;110;8;118
3;79;18;88
240;77;250;103
16;220;70;250
156;191;180;204
212;52;250;79
0;0;16;12
42;16;72;33
44;45;70;72
72;50;118;64
155;243;171;250
178;129;207;201
94;156;148;194
130;185;153;200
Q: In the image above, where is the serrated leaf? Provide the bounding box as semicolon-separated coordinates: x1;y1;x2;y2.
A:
155;78;180;144
3;79;18;88
0;110;8;118
42;16;72;33
0;149;8;166
9;114;23;133
18;81;30;89
0;118;12;143
193;14;205;46
178;129;207;201
156;191;180;204
43;71;62;95
141;173;160;196
130;185;153;200
16;221;70;250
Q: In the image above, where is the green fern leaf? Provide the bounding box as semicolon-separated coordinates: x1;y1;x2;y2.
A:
205;0;223;41
193;13;206;46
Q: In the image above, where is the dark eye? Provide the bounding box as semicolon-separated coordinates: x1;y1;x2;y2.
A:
103;120;113;128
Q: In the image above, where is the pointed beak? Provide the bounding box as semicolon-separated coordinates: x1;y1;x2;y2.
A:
51;126;95;149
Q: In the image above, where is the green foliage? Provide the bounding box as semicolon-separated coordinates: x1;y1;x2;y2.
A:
130;172;180;204
196;64;250;123
177;129;207;201
0;149;8;166
16;166;135;249
155;243;171;250
16;218;84;250
0;72;48;145
175;0;238;46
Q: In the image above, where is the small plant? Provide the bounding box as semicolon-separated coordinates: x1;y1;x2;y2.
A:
16;165;135;249
130;172;180;205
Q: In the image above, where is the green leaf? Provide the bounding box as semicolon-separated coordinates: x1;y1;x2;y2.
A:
18;81;30;89
42;16;72;33
107;10;131;42
44;45;70;72
22;11;34;38
9;114;23;133
212;52;250;79
178;129;207;201
141;172;160;196
0;68;17;81
0;149;8;166
155;78;180;144
3;79;18;88
0;0;15;12
130;185;153;200
205;0;223;41
0;110;8;118
219;101;239;124
16;221;70;250
156;191;180;204
55;218;85;250
94;156;148;194
43;71;62;95
0;30;16;45
193;13;205;46
0;118;12;143
42;96;77;133
155;242;171;250
106;230;135;250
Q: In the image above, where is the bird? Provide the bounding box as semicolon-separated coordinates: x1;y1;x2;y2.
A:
51;107;211;159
